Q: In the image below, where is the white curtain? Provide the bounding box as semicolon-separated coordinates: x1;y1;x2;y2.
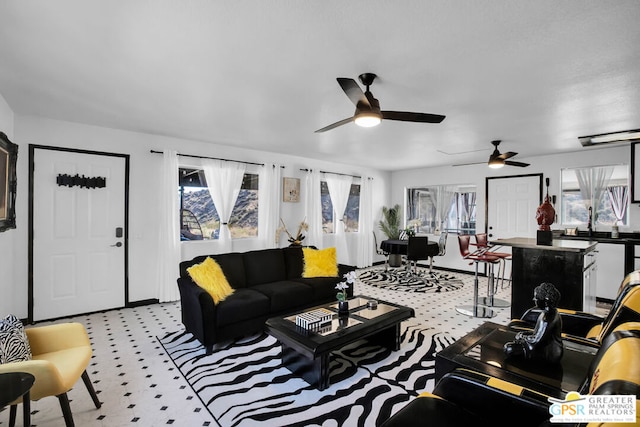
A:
326;174;352;265
156;150;181;302
259;164;282;248
576;166;614;226
304;169;323;248
433;185;457;233
356;177;373;268
202;159;246;253
607;185;629;224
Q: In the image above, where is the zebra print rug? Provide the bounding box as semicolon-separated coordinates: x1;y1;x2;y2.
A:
159;323;455;427
358;267;465;293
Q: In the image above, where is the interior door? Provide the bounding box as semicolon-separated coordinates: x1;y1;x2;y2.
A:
31;146;128;321
486;174;542;240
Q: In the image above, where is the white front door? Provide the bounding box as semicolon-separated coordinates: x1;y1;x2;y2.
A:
32;147;127;321
487;174;542;240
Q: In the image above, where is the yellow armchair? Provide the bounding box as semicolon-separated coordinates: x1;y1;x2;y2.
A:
0;322;101;427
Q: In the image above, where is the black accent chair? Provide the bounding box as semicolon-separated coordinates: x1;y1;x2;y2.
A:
509;269;640;346
381;322;640;427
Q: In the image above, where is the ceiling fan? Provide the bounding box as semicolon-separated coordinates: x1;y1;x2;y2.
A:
315;73;445;133
452;140;530;168
487;140;529;168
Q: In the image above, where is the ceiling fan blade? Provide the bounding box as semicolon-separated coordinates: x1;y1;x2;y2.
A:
381;111;445;123
497;151;518;160
315;117;354;133
452;161;486;167
505;160;530;167
337;78;370;109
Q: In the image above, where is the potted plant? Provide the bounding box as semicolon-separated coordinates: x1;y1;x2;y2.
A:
379;204;403;267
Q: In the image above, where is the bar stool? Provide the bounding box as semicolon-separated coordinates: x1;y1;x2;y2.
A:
456;235;499;318
474;233;511;288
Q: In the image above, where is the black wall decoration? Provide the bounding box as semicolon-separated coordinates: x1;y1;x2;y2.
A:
56;174;106;189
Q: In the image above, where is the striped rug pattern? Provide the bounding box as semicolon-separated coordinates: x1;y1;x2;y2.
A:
358;267;465;293
159;323;455;427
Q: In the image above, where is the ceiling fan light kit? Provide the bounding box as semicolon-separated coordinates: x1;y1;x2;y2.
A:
354;112;382;128
488;158;505;169
315;72;445;133
578;129;640;146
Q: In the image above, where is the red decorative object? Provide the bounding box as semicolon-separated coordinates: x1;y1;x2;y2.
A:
536;178;555;231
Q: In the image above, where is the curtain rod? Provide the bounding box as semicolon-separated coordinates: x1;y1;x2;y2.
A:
299;168;362;179
150;150;263;167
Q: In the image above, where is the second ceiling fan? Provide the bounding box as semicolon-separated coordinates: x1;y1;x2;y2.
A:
452;140;530;168
315;73;445;133
487;140;529;168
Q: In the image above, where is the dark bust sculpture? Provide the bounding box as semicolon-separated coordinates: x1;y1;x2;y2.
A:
504;282;563;363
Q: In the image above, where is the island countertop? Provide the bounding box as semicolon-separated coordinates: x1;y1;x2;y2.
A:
492;237;597;253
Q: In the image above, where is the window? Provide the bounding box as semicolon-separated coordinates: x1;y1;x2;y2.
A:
321;181;360;233
560;165;629;226
178;168;259;240
405;185;476;234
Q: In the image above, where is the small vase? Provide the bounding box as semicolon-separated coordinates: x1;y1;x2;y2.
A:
338;300;349;316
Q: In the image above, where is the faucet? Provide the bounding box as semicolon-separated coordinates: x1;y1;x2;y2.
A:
587;206;593;236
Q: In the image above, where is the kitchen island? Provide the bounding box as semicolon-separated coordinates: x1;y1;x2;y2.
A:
491;237;598;318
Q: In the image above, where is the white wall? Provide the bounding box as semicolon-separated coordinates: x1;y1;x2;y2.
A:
5;114;390;318
391;144;635;271
0;93;16;317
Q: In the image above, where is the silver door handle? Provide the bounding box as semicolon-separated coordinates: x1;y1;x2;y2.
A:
111;242;122;247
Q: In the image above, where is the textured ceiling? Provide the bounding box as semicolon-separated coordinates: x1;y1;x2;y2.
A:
1;1;639;171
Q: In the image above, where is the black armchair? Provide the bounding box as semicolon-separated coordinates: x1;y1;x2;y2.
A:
509;270;640;346
382;322;640;427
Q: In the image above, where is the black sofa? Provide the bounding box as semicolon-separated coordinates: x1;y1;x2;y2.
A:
177;246;354;354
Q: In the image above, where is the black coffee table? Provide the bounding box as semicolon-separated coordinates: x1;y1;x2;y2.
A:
0;372;35;427
435;321;597;398
265;296;414;390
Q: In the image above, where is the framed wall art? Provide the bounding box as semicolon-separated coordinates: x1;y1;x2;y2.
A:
0;131;18;232
283;177;300;202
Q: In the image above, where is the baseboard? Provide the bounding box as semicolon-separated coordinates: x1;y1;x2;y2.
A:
127;298;160;308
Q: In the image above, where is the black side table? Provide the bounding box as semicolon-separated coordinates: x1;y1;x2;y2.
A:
0;372;35;427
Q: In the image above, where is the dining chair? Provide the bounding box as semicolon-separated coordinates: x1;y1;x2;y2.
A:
427;231;448;274
406;236;430;278
372;231;390;271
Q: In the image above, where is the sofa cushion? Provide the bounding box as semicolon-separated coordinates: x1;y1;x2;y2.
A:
250;280;315;313
293;277;342;302
302;247;338;278
283;246;304;279
187;257;235;304
215;289;271;327
243;249;287;286
211;253;247;289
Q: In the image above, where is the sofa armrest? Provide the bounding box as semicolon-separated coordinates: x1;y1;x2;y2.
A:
177;277;217;349
510;307;604;338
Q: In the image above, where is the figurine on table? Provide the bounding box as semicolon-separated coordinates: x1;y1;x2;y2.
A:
504;282;563;363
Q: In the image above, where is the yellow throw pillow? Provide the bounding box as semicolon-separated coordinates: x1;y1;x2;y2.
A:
187;257;234;304
302;247;338;278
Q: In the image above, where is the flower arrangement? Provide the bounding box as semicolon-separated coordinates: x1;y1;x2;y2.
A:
336;270;357;302
277;218;309;245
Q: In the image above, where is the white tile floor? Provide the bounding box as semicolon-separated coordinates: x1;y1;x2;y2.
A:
0;267;607;426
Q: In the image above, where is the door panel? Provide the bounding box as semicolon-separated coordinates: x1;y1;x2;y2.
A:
487;174;542;240
32;148;127;321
